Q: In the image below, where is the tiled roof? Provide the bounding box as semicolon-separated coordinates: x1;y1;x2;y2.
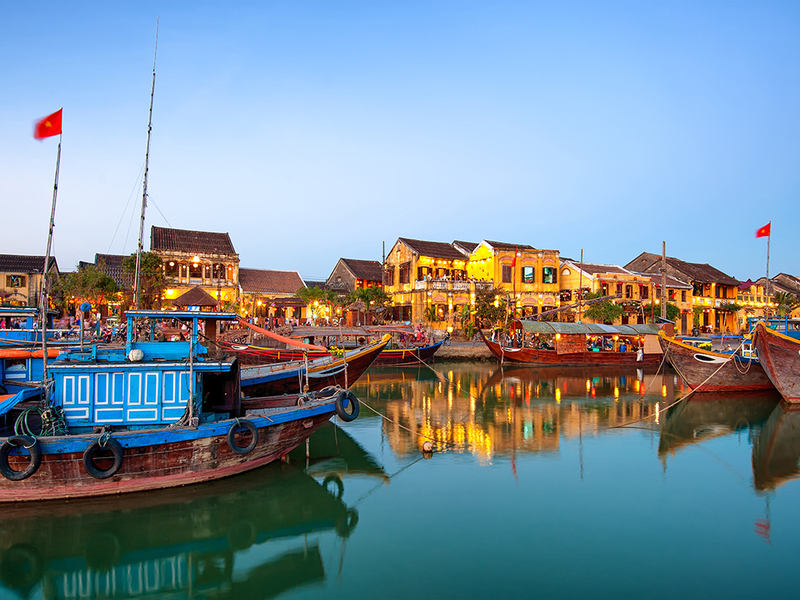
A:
575;262;631;276
95;253;133;287
397;238;468;260
172;286;218;307
239;268;304;295
452;240;479;254
630;271;692;289
0;255;58;274
483;240;536;252
151;226;237;255
625;252;739;286
341;259;383;282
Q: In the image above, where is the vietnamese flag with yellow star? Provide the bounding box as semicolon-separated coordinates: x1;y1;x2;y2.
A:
33;109;62;139
756;222;771;238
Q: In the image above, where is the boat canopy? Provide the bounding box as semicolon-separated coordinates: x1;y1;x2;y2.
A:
514;321;662;336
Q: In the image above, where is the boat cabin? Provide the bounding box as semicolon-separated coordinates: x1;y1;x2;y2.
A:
48;310;242;432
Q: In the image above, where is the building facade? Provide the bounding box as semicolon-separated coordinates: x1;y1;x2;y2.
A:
150;226;240;308
326;258;383;294
239;268;306;324
0;255;59;307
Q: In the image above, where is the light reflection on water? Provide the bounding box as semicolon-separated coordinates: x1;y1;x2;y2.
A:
3;362;800;600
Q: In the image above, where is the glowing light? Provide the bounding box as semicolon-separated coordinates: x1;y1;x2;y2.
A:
662;384;668;397
614;386;619;398
586;379;591;391
555;388;561;403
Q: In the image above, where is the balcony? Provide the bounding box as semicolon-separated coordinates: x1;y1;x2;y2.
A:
411;279;494;293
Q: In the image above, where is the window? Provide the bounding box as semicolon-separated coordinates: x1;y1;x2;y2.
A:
521;266;534;283
212;263;225;279
398;263;410;284
681;290;687;302
165;261;179;277
625;285;633;299
383;267;394;286
6;275;26;288
502;265;512;283
542;267;556;284
601;284;609;296
641;286;649;300
616;283;623;296
692;282;704;296
189;262;202;278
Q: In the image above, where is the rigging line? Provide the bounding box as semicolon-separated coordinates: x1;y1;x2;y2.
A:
352;456;426;507
147;193;172;228
108;161;145;253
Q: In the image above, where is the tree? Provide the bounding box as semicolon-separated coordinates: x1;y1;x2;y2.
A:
122;252;166;310
643;301;681;323
774;292;800;316
582;291;624;324
55;262;118;313
473;287;507;327
350;286;391;322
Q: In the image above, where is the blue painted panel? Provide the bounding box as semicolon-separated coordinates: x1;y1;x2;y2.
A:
163;371;176;403
162;406;186;421
180;372;192;401
144;372;159;405
62;376;75;405
95;407;124;423
77;376;90;405
64;407;89;421
95;372;109;405
128;373;142;405
127;408;158;422
112;372;124;405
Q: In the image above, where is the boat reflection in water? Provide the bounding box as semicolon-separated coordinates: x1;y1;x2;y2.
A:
658;392;780;459
753;402;800;491
0;458;361;600
353;364;679;460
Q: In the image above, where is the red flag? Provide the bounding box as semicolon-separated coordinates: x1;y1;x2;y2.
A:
33;109;62;139
510;246;517;267
756;222;771;238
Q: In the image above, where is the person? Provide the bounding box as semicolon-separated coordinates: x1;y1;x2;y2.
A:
636;348;644;362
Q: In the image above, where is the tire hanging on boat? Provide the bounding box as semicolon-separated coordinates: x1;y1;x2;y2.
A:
0;436;42;481
83;438;124;479
228;419;258;454
335;389;360;422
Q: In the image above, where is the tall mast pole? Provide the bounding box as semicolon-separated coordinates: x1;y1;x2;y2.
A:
578;249;583;322
765;229;771;318
134;18;159;309
40;135;62;404
661;241;667;320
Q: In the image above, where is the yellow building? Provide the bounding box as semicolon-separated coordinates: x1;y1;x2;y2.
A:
466;241;560;317
0;254;59;308
150;226;240;308
625;252;740;335
558;260;653;325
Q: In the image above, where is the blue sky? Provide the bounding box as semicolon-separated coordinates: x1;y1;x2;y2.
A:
1;1;796;282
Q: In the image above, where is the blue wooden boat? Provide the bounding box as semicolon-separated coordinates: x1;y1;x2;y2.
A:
0;310;360;501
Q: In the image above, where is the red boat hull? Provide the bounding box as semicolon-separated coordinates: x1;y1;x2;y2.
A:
753;323;800;403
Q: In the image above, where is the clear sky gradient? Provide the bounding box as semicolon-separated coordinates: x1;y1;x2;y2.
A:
2;1;796;282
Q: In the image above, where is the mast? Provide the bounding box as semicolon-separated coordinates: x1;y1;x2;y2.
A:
40;137;62;403
661;241;667;320
134;19;159;309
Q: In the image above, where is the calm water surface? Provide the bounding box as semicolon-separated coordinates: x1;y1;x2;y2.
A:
1;362;799;600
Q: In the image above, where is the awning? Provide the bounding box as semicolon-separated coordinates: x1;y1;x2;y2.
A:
515;320;662;336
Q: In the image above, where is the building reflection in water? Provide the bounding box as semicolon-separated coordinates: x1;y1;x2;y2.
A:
354;364;678;461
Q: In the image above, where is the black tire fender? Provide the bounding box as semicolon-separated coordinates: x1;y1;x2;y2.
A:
335;389;360;422
0;436;41;481
323;473;344;499
83;438;124;480
228;419;258;454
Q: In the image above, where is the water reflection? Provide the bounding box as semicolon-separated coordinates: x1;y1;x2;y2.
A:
354;364;679;461
753;402;800;491
0;461;358;600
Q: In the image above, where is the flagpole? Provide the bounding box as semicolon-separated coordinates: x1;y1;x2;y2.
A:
40;135;62;404
765;229;771;318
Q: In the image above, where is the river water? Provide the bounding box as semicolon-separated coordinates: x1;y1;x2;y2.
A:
1;362;798;599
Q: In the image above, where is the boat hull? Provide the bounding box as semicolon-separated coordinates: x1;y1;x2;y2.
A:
240;336;388;397
753;322;800;403
659;332;773;392
0;402;335;502
220;339;442;366
481;334;661;366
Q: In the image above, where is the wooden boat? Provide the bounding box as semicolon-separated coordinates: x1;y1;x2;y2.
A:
240;334;390;397
481;321;664;366
0;463;357;597
220;325;443;366
658;330;774;393
0;310;362;502
753;321;800;403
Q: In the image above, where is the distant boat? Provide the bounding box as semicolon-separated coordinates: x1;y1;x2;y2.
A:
753;321;800;403
658;330;774;393
220;324;443;366
481;321;664;366
239;334;390;397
